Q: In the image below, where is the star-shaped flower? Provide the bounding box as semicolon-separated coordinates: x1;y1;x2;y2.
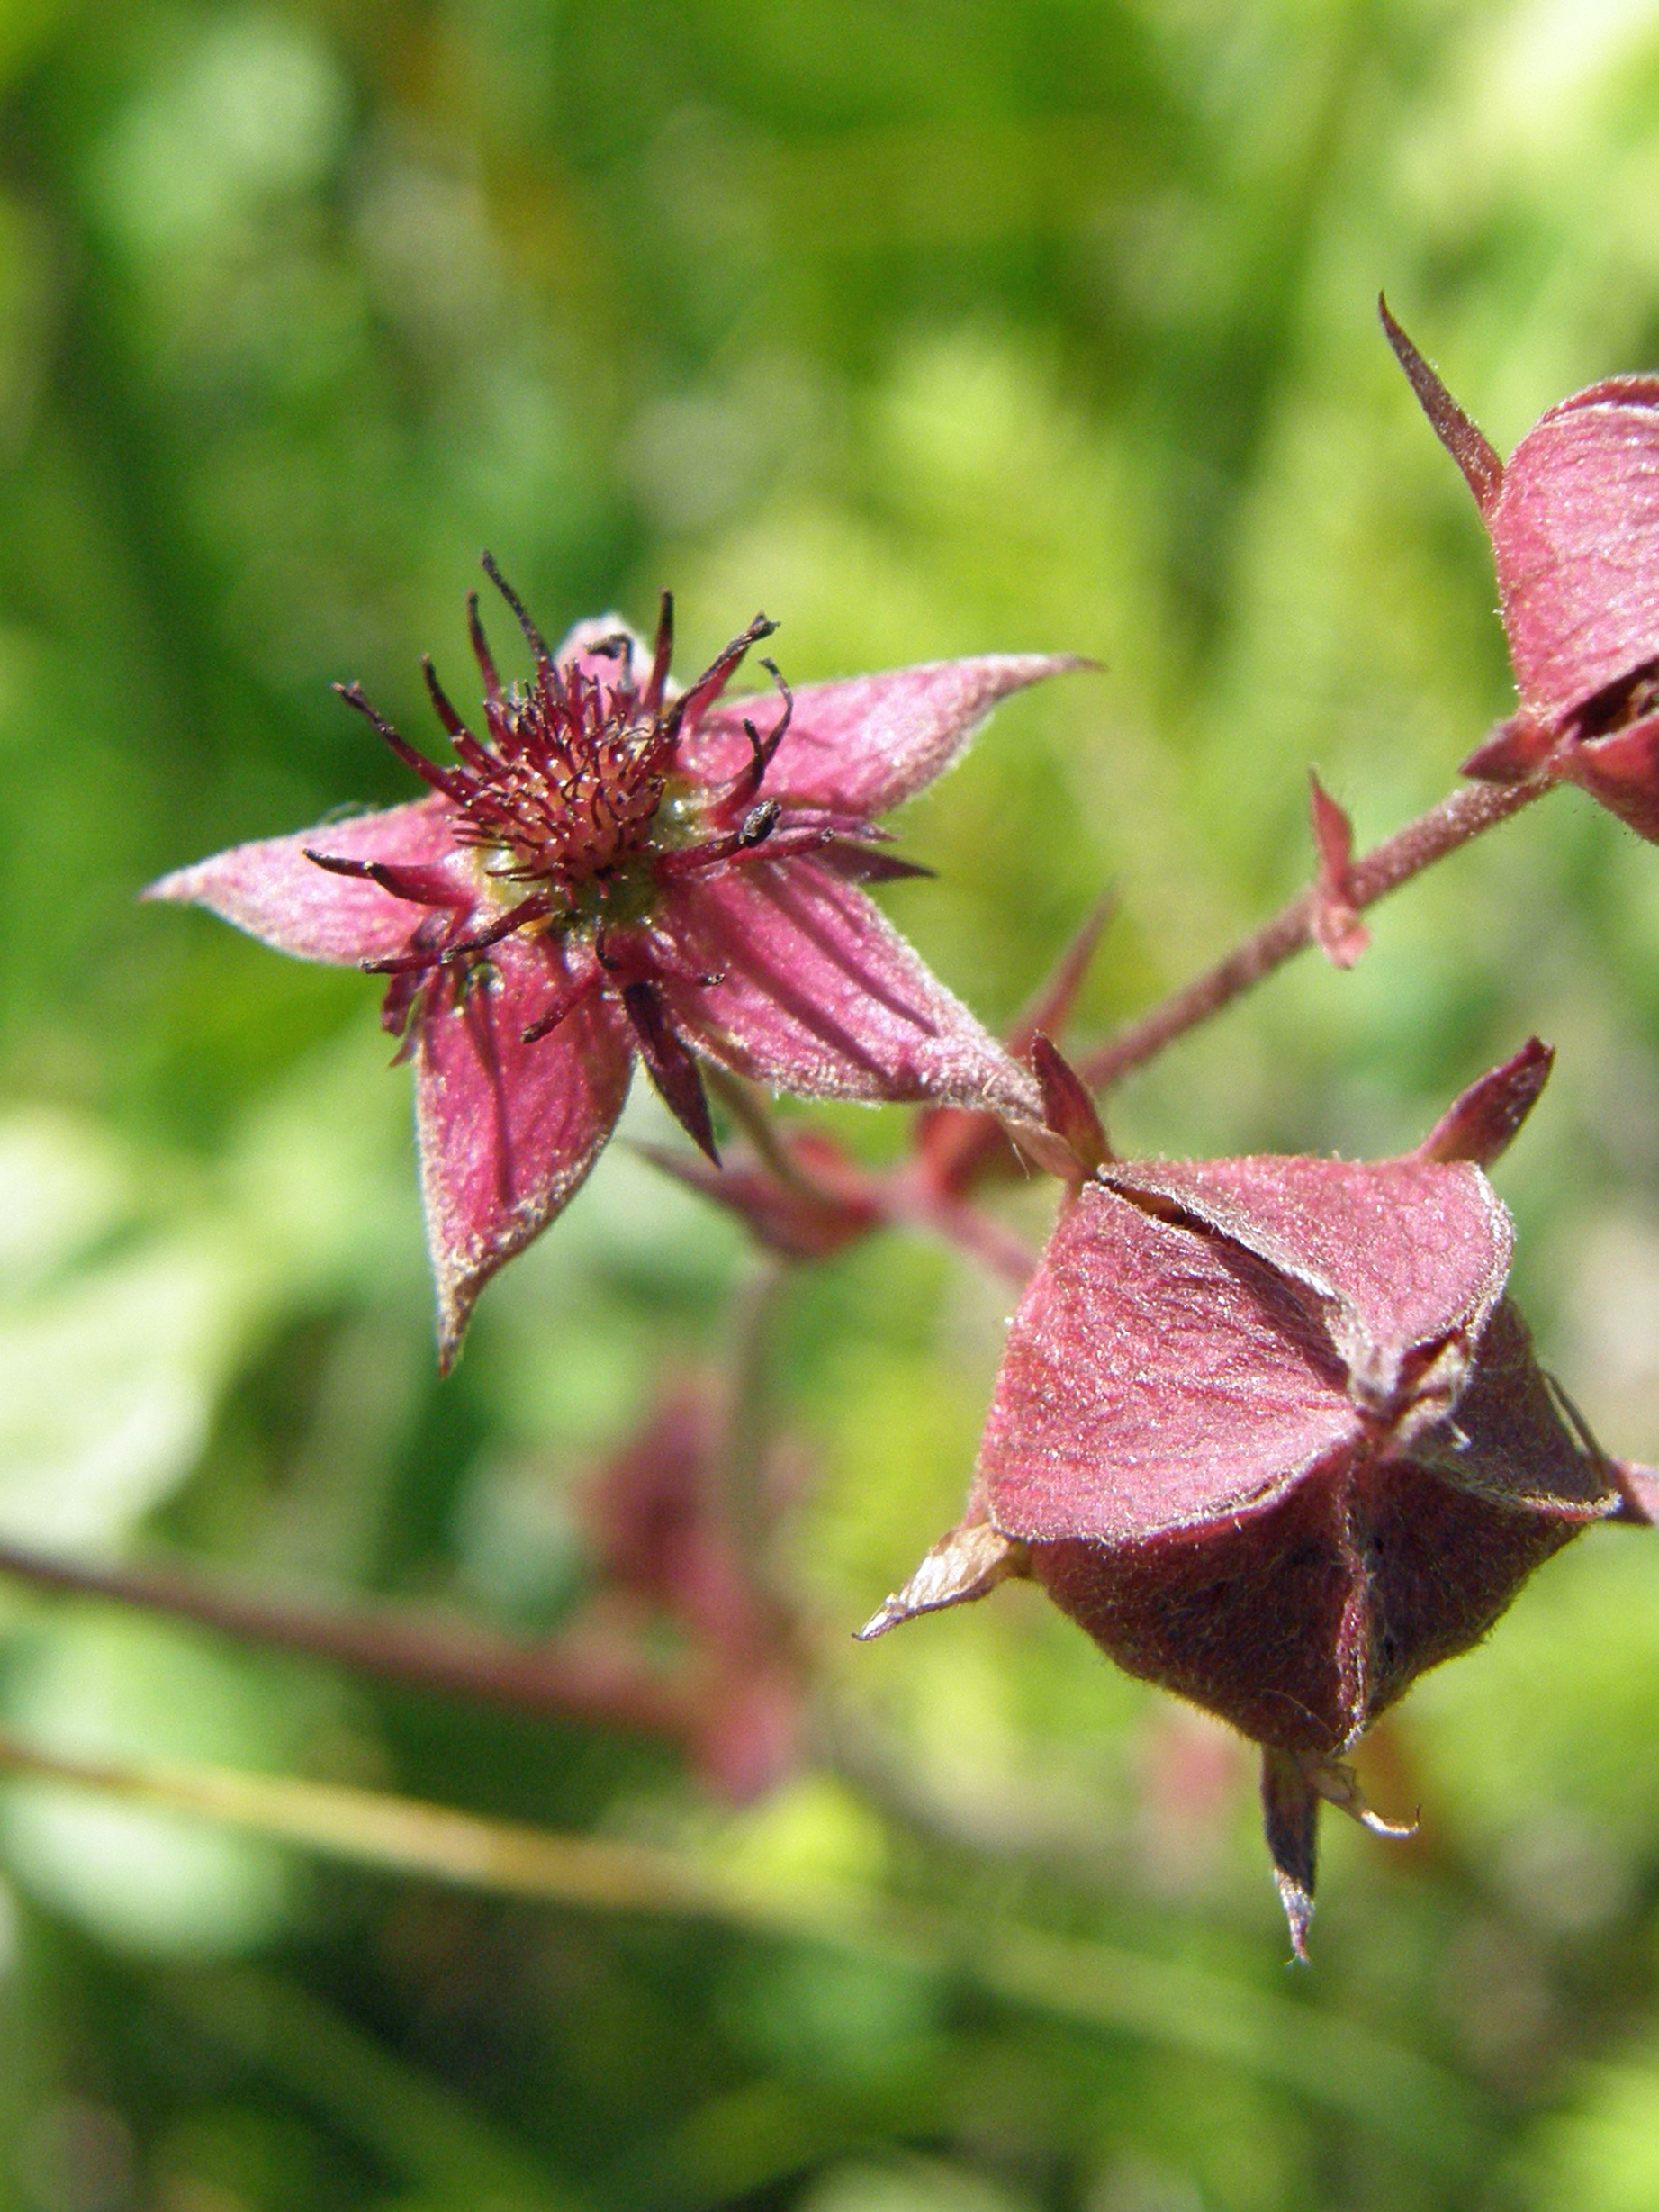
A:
149;560;1071;1363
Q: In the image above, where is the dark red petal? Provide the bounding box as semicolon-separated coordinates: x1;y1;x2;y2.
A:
811;843;936;884
1613;1461;1659;1523
414;935;634;1369
978;1181;1358;1547
1260;1748;1319;1963
633;1144;874;1261
1461;712;1559;782
1414;1297;1613;1517
681;655;1088;819
621;981;719;1164
303;850;472;908
1006;894;1114;1057
144;799;464;965
1414;1038;1553;1169
857;1515;1031;1640
1030;1033;1112;1172
657;858;1041;1118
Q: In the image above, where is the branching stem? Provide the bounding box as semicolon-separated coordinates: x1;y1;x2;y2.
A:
1080;775;1551;1093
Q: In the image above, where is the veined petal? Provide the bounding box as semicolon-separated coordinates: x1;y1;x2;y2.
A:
658;857;1041;1118
416;935;633;1368
682;655;1086;817
145;799;464;965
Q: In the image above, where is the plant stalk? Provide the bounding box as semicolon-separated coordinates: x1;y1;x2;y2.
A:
1080;775;1550;1092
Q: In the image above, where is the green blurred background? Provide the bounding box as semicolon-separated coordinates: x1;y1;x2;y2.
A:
8;0;1659;2205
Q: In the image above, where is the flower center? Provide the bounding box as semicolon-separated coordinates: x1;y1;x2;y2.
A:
452;662;674;907
324;564;792;1026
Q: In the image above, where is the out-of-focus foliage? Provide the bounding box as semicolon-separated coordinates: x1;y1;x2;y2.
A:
6;0;1659;2206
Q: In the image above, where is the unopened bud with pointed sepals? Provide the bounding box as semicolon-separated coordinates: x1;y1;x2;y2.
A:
1383;299;1659;839
863;1042;1628;1952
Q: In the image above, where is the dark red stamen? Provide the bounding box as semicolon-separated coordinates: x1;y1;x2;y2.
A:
520;964;601;1044
338;575;803;1121
481;551;555;670
334;682;476;807
644;591;674;715
467;591;504;707
665;614;778;745
437;891;558;962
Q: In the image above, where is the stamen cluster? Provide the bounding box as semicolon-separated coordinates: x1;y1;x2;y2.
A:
319;557;796;1058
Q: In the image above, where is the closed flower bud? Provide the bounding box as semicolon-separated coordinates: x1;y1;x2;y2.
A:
1383;300;1659;839
862;1043;1624;1954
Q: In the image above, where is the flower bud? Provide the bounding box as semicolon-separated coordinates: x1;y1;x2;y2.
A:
863;1045;1623;1951
1383;301;1659;839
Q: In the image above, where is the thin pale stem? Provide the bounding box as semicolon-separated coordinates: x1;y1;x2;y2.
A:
1080;775;1550;1093
0;1728;1484;2159
0;1539;698;1739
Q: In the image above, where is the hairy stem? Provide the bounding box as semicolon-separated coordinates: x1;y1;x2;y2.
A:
1080;775;1550;1093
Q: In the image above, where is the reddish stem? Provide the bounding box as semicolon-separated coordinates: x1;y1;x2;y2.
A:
0;1540;699;1740
1080;775;1549;1093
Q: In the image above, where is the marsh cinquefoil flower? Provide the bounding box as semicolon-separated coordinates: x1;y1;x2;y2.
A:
150;561;1067;1363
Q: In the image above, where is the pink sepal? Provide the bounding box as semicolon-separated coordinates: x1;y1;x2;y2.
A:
979;1179;1360;1547
1113;1153;1511;1369
144;798;462;965
660;857;1042;1118
681;655;1086;818
415;934;634;1368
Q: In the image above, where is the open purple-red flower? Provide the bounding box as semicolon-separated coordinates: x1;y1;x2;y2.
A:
1383;300;1659;838
149;561;1067;1363
862;1041;1643;1954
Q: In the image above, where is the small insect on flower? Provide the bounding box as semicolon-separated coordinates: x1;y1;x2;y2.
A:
862;1040;1652;1956
149;559;1076;1364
